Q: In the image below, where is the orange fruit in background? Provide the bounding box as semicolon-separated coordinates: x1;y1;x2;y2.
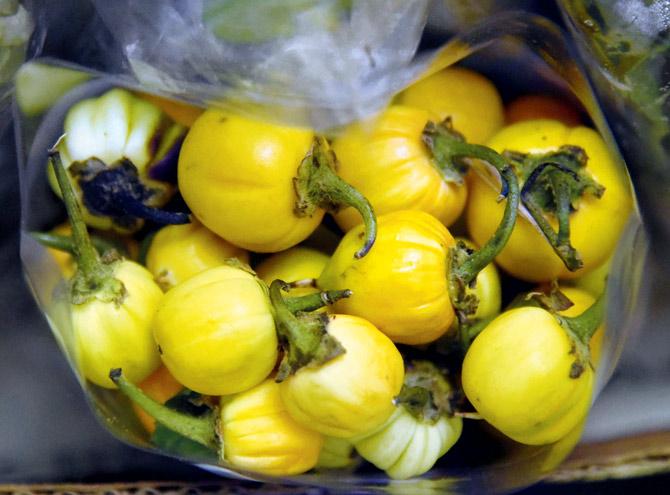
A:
506;94;582;127
139;93;204;127
45;223;76;278
134;365;183;433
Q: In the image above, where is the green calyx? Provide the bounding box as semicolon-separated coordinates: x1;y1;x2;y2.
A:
293;136;377;259
109;368;220;455
530;285;606;379
448;240;480;323
422;119;469;184
505;145;605;271
525;282;575;313
49;149;126;305
51;88;189;232
423;120;520;323
269;280;349;382
394;361;456;424
70;158;190;230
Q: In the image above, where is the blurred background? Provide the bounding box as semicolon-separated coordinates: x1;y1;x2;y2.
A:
2;0;670;493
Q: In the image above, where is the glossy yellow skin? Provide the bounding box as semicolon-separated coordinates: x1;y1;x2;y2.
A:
153;265;277;396
467;120;632;282
458;237;501;321
396;66;504;144
332;105;467;231
222;379;323;476
72;260;163;388
319;210;455;345
256;246;329;298
353;406;462;480
178;109;319;252
280;314;404;438
462;306;595;445
315;437;354;469
146;221;249;290
571;257;612;298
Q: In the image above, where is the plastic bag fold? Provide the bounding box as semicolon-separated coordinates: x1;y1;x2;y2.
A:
92;0;433;129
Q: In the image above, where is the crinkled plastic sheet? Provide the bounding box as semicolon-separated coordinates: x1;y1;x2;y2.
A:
88;0;430;129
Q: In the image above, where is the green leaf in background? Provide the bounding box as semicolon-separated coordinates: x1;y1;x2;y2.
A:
561;0;670;153
0;2;31;91
203;0;350;44
15;62;91;116
560;0;670;253
0;0;18;17
151;390;218;462
0;0;30;46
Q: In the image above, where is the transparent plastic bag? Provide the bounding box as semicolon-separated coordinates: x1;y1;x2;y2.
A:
0;0;32;132
16;1;647;493
23;1;555;129
76;0;430;129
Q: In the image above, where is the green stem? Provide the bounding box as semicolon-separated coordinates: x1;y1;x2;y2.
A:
50;149;125;304
530;288;606;379
453;146;519;284
294;136;377;259
423;121;519;315
285;288;352;313
31;231;127;258
551;170;572;247
269;280;345;382
49;150;101;279
31;231;80;255
521;163;583;271
560;291;606;346
424;122;519;286
422;118;468;184
109;368;219;452
514;145;604;271
454;412;483;420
